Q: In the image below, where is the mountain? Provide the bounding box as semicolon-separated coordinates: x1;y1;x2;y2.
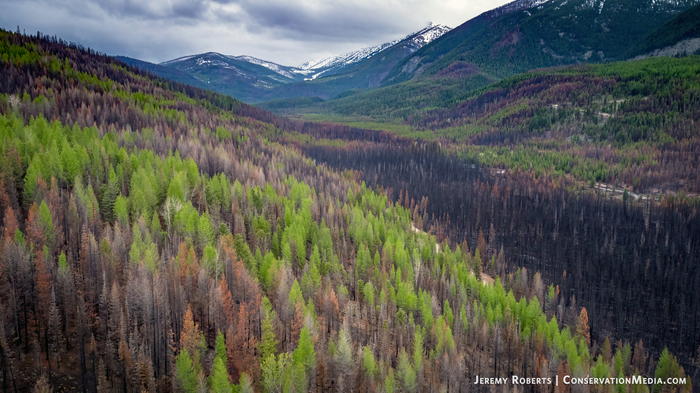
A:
140;23;450;103
157;52;301;102
297;23;451;80
625;2;700;58
254;23;454;101
382;0;700;85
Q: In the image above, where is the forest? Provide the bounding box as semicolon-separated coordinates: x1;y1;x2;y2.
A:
0;28;695;393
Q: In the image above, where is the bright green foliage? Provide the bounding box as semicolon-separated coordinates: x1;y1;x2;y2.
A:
215;330;227;364
397;349;416;393
360;282;373;309
385;369;396;393
443;299;453;328
435;316;455;355
292;364;306;393
197;211;215;249
362;346;376;379
58;252;68;275
38;201;55;250
60;140;84;185
238;373;253;393
413;330;423;372
293;327;317;374
234;234;255;275
616;370;626;393
114;194;129;225
23;156;42;207
202;244;219;277
150;211;162;244
209;356;233;393
459;305;468;332
176;349;199;393
335;322;354;370
591;356;611;382
216;126;232;140
653;348;687;393
259;312;278;362
129;220;158;271
288;279;303;310
309;256;322;289
129;166;159;219
168;170;188;202
259;252;279;290
419;291;433;329
615;347;624;375
261;352;292;393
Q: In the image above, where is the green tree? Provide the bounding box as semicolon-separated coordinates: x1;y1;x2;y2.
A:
202;244;219;277
215;330;227;365
209;356;233;393
198;211;215;250
101;168;120;223
385;369;396;393
258;312;278;361
473;249;482;279
39;201;55;251
363;281;375;308
176;349;199;393
114;194;129;226
238;373;253;393
261;352;292;393
363;346;376;379
293;326;317;382
397;349;416;393
413;330;423;372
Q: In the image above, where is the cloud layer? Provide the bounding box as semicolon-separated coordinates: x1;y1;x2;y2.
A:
0;0;509;66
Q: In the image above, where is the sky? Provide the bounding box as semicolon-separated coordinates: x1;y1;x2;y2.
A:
0;0;510;67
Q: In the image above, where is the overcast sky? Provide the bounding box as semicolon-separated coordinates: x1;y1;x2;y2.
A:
1;0;510;67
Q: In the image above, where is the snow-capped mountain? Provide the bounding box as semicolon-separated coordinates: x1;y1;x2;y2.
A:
161;22;450;82
149;22;452;101
224;55;315;80
297;23;451;80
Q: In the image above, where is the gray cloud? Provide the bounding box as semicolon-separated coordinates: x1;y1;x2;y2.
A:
0;0;509;66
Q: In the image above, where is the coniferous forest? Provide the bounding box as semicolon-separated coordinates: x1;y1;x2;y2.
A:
0;29;697;393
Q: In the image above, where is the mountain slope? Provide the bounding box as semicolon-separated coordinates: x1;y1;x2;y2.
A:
625;2;700;58
114;56;212;90
383;0;700;84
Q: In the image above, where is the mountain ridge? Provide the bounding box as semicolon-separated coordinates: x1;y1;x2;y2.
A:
127;22;451;102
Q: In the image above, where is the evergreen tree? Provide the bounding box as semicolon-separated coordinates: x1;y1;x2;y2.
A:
397;349;416;393
259;312;278;362
176;349;199;393
473;249;482;280
293;326;316;374
209;356;233;393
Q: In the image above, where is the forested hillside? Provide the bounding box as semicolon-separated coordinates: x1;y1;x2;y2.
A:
0;29;694;393
382;0;700;85
270;56;700;196
624;3;700;58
